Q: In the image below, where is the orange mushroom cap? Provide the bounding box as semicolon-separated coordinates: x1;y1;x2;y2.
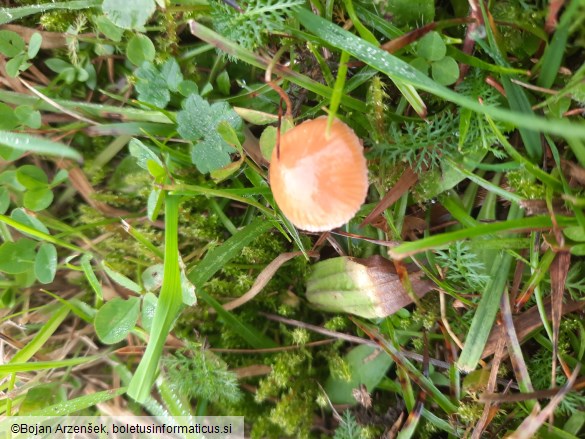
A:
269;116;369;232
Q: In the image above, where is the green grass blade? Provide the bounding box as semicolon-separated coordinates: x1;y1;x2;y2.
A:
500;77;543;162
566;137;585;169
157;378;192;417
0;131;82;161
0;90;171;123
22;388;126;416
197;288;277;349
394;81;427;118
388;215;575;260
458;205;522;371
168;184;276;219
188;20;366;113
1;305;69;376
188;218;273;287
291;8;585;140
0;215;86;254
537;0;581;88
0;356;100;373
0;0;100;25
458;251;513;372
80;254;104;302
341;0;377;44
446;46;529;76
128;195;183;403
328;51;350;131
354;321;458;414
445;159;525;203
485;116;562;189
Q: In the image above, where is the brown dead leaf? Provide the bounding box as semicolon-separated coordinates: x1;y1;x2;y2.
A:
233;365;272;379
58;160;130;217
360;167;419;229
220;251;318;312
482;298;584;359
0;24;93;49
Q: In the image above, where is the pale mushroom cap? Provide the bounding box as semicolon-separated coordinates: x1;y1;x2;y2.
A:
269;116;369;232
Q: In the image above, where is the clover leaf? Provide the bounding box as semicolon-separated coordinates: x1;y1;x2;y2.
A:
177;94;242;173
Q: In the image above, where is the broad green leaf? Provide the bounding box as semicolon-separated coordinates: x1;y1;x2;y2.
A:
102;0;156;31
134;62;170;108
325;345;394;404
160;58;183;92
259;118;295;161
102;263;142;293
80;254;103;301
45;57;73;73
386;0;434;25
128;138;163;170
410;57;429;75
217;70;230;95
0;102;19;130
177;80;198;97
142;263;163;292
431;56;459;86
564;226;585;242
180;269;197;306
4;54;26;77
0;187;9;214
417;31;445;62
233;107;278;125
94;296;140;344
141;292;157;333
23;188;53;211
0;238;36;274
0;130;82;160
27;32;42;58
127;34;155;66
570;243;585;256
34;242;57;284
10;207;50;235
51;169;69;186
177;93;242;173
15;105;41;129
146;160;165;180
16;164;48;189
94;15;124;42
0;30;24;57
147;187;164;220
217;120;242;151
18;383;66;414
563;411;585;435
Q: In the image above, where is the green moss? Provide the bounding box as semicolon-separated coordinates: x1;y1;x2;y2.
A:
506;168;546;199
40;11;80;32
457;401;483;425
327;353;352;382
323;316;349;331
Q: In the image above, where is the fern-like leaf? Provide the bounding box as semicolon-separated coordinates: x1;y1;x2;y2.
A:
211;0;304;52
163;345;242;404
